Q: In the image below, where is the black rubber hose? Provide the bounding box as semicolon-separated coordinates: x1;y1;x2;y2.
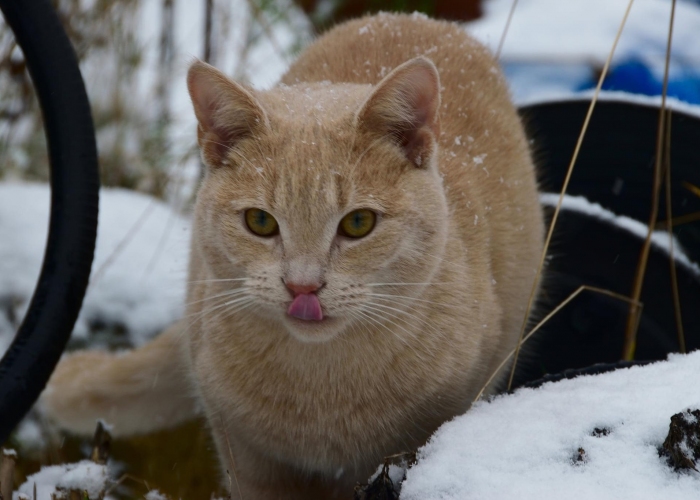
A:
0;0;99;442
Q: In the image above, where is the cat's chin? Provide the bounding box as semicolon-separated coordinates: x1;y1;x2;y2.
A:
283;315;345;343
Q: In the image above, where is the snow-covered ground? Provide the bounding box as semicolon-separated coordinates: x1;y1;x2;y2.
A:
401;351;700;500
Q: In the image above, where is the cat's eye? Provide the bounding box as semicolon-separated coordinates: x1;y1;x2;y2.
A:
338;209;376;238
245;208;279;237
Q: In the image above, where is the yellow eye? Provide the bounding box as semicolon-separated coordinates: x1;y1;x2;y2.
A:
245;208;278;237
339;209;376;238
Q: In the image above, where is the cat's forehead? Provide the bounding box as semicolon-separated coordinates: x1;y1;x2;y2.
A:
229;82;397;217
259;82;370;124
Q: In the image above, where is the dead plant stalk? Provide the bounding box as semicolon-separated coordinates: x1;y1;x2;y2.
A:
507;0;637;391
622;0;677;361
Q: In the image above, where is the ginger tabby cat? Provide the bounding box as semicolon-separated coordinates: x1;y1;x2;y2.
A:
42;12;544;499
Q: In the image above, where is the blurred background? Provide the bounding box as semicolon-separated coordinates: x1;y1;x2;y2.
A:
1;0;700;497
1;0;699;203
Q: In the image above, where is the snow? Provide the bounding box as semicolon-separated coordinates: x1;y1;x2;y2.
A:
468;0;700;65
465;0;700;102
0;182;190;353
13;460;109;500
145;490;168;500
517;88;700;118
401;350;700;500
540;192;700;276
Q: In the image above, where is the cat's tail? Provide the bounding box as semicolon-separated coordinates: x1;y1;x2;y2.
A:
39;320;199;437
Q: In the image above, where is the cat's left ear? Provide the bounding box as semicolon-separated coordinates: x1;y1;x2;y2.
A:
187;60;269;168
356;57;441;168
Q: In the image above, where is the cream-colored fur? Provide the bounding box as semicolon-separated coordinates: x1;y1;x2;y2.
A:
42;13;544;499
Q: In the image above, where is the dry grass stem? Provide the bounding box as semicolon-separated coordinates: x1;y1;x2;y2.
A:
90;421;112;465
495;0;520;60
220;417;243;500
622;0;677;361
242;0;289;64
90;200;157;287
662;111;686;353
0;449;16;500
104;473;151;497
476;285;644;402
507;0;637;391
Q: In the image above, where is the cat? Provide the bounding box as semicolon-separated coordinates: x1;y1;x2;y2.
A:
41;12;544;499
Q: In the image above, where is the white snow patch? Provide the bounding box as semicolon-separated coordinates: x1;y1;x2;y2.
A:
145;490;169;500
518;89;700;119
401;350;700;500
0;182;190;352
13;461;109;500
540;192;700;276
467;0;700;65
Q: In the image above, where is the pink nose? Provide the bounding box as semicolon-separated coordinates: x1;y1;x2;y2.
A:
285;282;321;296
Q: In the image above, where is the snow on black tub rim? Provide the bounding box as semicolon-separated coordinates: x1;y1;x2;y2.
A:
519;92;700;263
0;0;99;442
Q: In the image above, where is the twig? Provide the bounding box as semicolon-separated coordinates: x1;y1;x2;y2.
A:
495;0;519;60
507;0;637;391
0;449;16;500
220;416;243;500
104;473;151;497
90;420;112;465
203;0;215;64
477;285;643;402
662;111;685;353
90;200;157;287
622;0;676;360
242;0;289;64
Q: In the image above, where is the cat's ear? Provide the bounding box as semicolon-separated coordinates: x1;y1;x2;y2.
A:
187;60;268;167
356;57;441;168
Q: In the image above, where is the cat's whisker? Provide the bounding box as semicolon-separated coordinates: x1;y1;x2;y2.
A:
359;307;430;362
228;148;273;182
366;292;462;310
366;300;444;335
184;288;250;307
182;292;252;326
366;282;454;287
359;306;416;341
188;278;249;284
209;298;257;326
349;133;394;172
352;308;408;346
423;252;471;272
362;302;440;339
182;294;238;319
197;297;255;327
176;295;246;344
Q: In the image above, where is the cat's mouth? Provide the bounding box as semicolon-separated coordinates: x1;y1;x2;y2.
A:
283;293;344;343
286;292;324;321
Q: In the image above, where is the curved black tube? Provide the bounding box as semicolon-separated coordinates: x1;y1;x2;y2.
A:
0;0;99;442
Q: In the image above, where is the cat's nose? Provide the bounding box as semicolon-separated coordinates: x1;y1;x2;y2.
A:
284;281;323;296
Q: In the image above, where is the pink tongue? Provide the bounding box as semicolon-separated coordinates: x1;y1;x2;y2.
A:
287;293;324;321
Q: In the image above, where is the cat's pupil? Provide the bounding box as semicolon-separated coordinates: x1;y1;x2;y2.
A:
353;212;363;228
257;211;267;227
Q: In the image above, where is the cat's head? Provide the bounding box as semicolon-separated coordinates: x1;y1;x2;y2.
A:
188;57;449;343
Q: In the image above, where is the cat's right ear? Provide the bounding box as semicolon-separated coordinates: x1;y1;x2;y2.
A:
356;57;441;169
187;60;268;168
